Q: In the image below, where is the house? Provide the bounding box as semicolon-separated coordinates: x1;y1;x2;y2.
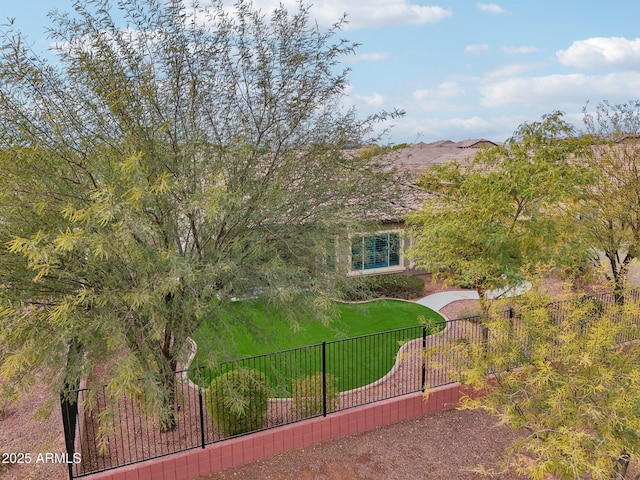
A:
346;140;495;276
614;134;640;144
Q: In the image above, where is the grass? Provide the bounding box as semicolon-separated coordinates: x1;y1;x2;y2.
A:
189;299;445;394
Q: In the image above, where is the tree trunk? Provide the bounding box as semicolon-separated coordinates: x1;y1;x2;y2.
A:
608;251;633;305
159;356;178;433
476;283;490;352
160;293;179;433
611;451;630;479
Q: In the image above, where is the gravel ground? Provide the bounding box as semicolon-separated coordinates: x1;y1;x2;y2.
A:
195;408;529;480
0;380;67;480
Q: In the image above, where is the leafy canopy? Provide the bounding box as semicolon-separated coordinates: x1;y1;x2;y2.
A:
0;0;401;416
434;286;640;479
580;100;640;296
407;112;593;301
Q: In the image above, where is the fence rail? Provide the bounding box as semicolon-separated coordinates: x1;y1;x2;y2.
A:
61;290;640;478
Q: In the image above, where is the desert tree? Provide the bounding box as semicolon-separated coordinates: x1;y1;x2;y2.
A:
0;0;402;430
581;100;640;300
407;112;593;308
430;284;640;479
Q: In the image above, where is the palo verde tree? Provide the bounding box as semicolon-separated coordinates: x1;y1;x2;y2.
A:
407;112;593;308
0;0;402;430
431;285;640;479
581;100;640;300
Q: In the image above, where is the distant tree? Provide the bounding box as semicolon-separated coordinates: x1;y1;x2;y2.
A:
431;286;640;479
407;112;593;308
0;0;401;430
581;100;640;300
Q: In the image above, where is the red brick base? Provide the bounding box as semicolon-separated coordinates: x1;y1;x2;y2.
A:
83;383;477;480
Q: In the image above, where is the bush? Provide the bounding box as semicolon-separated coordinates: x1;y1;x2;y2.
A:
206;368;271;436
337;274;424;301
291;372;339;419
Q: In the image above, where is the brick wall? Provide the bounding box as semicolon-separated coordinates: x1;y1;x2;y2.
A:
82;382;477;480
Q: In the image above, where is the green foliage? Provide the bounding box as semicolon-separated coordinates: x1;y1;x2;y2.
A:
0;0;402;421
205;368;271;437
428;286;640;479
0;385;10;421
392;143;410;150
291;372;339;418
336;274;425;301
581;100;640;296
407;112;594;303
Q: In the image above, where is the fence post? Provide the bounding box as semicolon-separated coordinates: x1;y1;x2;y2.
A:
508;307;515;342
60;386;78;480
421;325;427;390
198;385;206;449
322;341;327;417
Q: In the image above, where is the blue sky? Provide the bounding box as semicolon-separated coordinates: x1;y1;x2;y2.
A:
4;0;640;144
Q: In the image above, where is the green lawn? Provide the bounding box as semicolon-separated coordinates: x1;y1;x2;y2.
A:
189;299;445;394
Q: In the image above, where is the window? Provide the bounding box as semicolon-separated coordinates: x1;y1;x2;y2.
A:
351;232;401;271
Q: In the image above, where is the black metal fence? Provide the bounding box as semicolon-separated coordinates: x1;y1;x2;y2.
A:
60;290;640;478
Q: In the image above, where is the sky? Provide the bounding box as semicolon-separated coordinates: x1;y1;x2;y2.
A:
3;0;640;144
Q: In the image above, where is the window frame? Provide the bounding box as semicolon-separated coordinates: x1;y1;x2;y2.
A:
348;230;405;275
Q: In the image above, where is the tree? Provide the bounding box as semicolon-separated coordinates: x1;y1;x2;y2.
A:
431;285;640;479
581;101;640;300
0;0;401;430
407;112;593;308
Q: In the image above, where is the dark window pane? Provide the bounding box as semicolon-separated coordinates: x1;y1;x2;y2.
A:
352;233;401;271
389;233;400;266
374;235;387;268
351;237;363;270
363;235;377;269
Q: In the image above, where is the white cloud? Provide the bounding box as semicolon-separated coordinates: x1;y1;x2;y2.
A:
355;91;386;107
413;82;465;102
245;1;451;29
465;44;490;55
405;82;467;113
392;115;510;143
343;52;391;63
557;37;640;69
484;63;541;80
477;3;506;14
500;46;539;55
478;71;640;107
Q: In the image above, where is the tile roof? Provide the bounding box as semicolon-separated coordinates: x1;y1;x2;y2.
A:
361;140;495;221
391;140;490;178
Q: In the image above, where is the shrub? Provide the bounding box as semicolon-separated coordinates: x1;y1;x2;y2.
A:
337;274;424;301
291;372;339;419
205;368;271;436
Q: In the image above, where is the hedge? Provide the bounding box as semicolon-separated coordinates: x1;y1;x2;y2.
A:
337;274;424;301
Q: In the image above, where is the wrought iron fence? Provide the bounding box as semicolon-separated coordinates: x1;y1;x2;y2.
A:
60;289;640;478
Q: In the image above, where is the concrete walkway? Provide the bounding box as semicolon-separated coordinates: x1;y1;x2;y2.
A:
415;290;479;311
415;281;532;312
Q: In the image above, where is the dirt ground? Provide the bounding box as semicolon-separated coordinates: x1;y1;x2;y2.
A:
196;408;529;480
0;381;68;480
